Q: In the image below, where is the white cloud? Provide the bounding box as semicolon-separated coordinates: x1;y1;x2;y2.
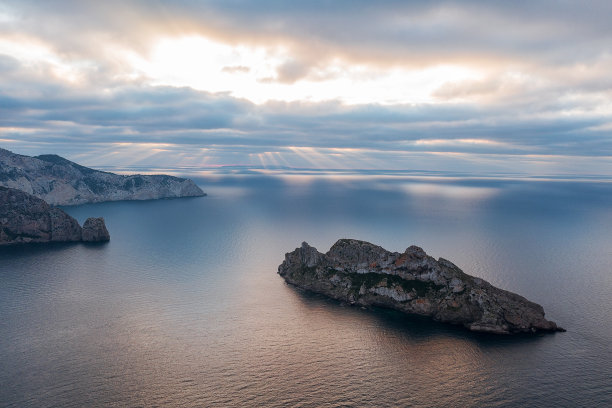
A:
1;1;611;176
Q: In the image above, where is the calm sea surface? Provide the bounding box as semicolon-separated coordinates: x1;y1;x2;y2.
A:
1;171;611;407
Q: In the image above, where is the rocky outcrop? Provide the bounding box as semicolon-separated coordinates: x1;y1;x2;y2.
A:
82;217;110;242
0;187;109;245
49;207;82;242
0;148;205;205
278;239;564;334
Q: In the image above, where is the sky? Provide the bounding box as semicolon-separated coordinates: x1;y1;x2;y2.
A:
1;0;611;176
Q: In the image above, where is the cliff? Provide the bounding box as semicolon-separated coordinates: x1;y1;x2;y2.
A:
0;148;205;205
278;239;564;334
0;187;109;244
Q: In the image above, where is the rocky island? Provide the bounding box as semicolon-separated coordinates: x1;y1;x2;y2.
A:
1;186;109;245
0;148;205;205
278;239;564;334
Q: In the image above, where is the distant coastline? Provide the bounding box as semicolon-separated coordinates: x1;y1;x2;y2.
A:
0;147;205;206
0;147;205;246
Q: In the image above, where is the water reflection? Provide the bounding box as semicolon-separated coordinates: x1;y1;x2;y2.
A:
1;173;611;407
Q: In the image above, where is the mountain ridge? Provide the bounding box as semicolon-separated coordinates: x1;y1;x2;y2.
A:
0;148;205;205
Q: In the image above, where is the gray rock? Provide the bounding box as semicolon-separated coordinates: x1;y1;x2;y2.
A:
50;207;82;242
278;239;564;334
0;186;110;245
82;217;110;242
0;186;54;243
0;148;205;205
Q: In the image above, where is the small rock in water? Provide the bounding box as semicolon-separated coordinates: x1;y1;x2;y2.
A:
82;217;110;242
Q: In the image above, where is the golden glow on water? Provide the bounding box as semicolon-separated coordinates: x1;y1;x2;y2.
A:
400;183;500;200
1;175;611;406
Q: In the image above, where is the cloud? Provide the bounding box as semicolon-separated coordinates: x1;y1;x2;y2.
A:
0;54;19;72
3;2;611;100
1;75;609;156
433;77;507;100
221;65;250;74
6;1;612;71
274;59;311;84
0;1;611;175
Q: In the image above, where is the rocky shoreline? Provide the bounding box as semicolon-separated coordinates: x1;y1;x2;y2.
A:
278;239;564;334
0;147;209;246
0;148;205;205
0;187;109;245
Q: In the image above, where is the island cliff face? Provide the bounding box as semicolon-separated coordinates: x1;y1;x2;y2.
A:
0;187;109;244
278;239;563;334
0;148;205;205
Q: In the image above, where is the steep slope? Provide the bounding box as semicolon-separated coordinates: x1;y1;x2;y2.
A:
0;187;109;244
0;148;205;205
278;239;564;334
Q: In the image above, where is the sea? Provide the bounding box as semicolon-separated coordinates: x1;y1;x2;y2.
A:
1;169;611;407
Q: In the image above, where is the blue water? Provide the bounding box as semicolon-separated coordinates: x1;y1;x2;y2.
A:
1;171;611;407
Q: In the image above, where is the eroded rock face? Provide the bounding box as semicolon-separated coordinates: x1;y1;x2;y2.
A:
278;239;564;334
82;217;110;242
49;207;82;242
0;187;56;243
0;186;109;245
0;148;205;205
